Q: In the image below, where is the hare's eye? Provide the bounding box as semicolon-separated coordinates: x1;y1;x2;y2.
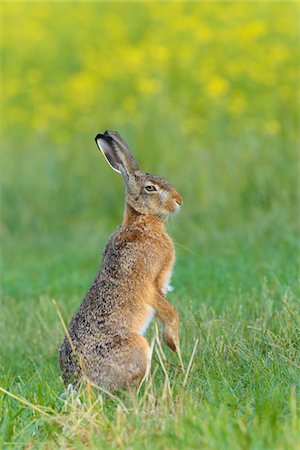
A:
145;185;157;192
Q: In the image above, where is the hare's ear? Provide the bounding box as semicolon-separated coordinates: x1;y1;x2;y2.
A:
95;131;139;177
95;132;122;174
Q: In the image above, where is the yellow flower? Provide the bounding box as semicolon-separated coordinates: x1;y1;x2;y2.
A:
206;76;229;98
238;20;266;41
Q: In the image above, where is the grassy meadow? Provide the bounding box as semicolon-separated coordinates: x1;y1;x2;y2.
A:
0;1;299;449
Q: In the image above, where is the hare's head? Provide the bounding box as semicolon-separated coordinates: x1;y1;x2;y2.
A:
95;131;183;220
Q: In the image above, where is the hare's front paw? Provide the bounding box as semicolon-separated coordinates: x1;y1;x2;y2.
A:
162;325;179;353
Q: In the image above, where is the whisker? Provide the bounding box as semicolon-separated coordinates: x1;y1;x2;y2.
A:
173;240;197;255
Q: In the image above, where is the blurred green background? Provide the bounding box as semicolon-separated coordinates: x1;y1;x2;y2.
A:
0;2;299;446
1;0;298;359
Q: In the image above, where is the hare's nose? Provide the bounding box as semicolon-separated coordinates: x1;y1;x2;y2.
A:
175;195;183;206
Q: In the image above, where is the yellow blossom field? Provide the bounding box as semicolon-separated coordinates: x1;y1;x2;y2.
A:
1;2;299;449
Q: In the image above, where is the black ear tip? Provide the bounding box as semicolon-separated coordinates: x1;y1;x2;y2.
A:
95;133;103;142
95;133;113;143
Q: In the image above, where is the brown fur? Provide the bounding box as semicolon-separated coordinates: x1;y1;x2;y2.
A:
59;131;182;391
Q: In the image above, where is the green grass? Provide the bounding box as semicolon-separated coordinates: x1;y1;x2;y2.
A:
1;133;299;448
0;2;299;449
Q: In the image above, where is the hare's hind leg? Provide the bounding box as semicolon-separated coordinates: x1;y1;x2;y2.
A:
88;334;151;392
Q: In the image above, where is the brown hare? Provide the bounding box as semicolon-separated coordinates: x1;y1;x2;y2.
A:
59;131;183;391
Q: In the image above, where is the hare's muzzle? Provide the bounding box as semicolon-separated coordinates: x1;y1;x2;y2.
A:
174;193;183;206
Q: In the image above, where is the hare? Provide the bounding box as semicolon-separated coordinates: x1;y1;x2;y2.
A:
59;131;183;391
